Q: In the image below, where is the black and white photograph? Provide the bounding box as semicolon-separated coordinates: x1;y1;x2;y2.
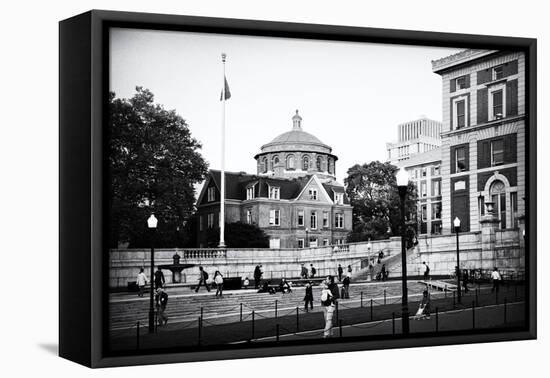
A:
105;26;531;355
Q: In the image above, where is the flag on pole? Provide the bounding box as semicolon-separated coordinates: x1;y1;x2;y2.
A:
220;76;231;101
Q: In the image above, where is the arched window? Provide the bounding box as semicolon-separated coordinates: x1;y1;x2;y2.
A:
490;180;507;229
261;157;268;173
272;155;279;169
302;156;309;171
286;154;295;170
327;158;334;174
316;156;322;171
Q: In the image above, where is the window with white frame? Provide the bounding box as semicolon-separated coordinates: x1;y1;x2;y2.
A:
421;204;428;221
431;202;442;220
334;192;343;205
455;147;467;172
335;213;344;228
286;154;295;170
246;185;255;200
207;213;214;229
453;97;467;129
492;65;504;81
456;75;467;90
489;84;506;121
491;139;505;166
297;210;304;226
309;188;318;200
323;239;329;246
309;238;318;248
323;211;329;228
269;209;280;226
269;238;280;249
246;209;252;224
310;211;317;229
420;181;427;197
269;186;280;200
297;239;304;248
207;187;216;202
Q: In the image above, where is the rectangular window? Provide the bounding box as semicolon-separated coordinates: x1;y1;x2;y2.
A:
269;209;280;226
207;213;214;229
431;222;442;235
478;195;485;217
297;210;304;226
431;202;442;220
493;65;504;81
432;165;440;176
246;209;252;224
323;239;329;246
335;213;344;228
511;192;518;228
491;139;504;166
421;204;428;221
310;211;317;229
246;186;255;200
323;211;329;228
269;238;280;249
297;239;304;248
420;181;427;197
199;215;204;231
269;186;280;200
309;188;318;200
334;193;343;205
456;76;467;89
431;179;441;197
492;89;504;119
456;100;466;129
309;238;318;248
207;187;216;202
455;147;467;172
421;168;427;177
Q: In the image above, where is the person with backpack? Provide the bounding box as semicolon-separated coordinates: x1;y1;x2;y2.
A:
310;264;317;278
214;270;224;297
195;266;210;293
155;287;169;326
423;262;430;280
320;283;335;338
303;281;314;312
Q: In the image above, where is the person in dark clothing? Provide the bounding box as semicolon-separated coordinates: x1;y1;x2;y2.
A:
258;281;276;294
462;269;470;293
304;281;314;311
381;264;387;281
195;266;210;292
337;264;344;282
422;262;430;281
155;287;169;326
154;267;165;289
310;264;316;278
301;264;308;279
342;275;351;299
327;275;340;303
254;265;263;289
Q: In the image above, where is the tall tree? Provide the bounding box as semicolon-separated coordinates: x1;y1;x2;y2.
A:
205;222;270;248
109;87;208;248
344;161;418;244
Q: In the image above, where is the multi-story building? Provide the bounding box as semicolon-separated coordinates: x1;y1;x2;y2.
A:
432;49;526;233
386;117;443;236
196;111;353;248
386;117;442;165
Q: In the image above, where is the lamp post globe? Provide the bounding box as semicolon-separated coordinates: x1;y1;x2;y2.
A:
453;216;461;304
395;168;410;335
147;213;158;333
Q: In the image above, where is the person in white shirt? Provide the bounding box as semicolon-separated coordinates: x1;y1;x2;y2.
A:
491;267;502;293
320;283;335;338
136;268;148;297
214;271;224;297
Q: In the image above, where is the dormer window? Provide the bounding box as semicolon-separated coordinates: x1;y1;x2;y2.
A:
207;186;216;202
309;188;318;200
246;185;255;200
334;192;343;205
269;186;280;200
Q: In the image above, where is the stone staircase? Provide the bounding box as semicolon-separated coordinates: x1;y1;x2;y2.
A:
351;246;417;281
109;280;426;330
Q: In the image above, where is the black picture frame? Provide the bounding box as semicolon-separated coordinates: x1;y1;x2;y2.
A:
59;9;537;368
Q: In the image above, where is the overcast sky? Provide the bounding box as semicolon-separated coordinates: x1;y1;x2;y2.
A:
110;28;461;185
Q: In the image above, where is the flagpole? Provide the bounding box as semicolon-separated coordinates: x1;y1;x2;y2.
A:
219;53;227;248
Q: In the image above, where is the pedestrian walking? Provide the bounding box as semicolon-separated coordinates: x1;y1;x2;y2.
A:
136;268;148;297
155;287;169;326
321;283;335;338
310;264;317;278
381;264;388;281
491;267;502;293
462;269;470;293
342;274;351;299
422;261;430;281
195;266;210;293
214;271;224;297
304;281;314;312
154;266;165;289
254;264;263;289
301;264;308;279
337;264;343;282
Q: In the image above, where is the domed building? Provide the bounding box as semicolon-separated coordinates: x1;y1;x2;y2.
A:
196;111;352;249
255;110;338;181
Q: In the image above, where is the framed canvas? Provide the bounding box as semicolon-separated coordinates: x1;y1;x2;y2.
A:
59;10;537;368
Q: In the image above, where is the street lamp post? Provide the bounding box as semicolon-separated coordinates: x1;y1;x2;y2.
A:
453;216;461;304
147;214;158;333
396;169;410;335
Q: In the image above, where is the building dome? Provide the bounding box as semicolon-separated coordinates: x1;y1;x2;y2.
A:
255;110;337;180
